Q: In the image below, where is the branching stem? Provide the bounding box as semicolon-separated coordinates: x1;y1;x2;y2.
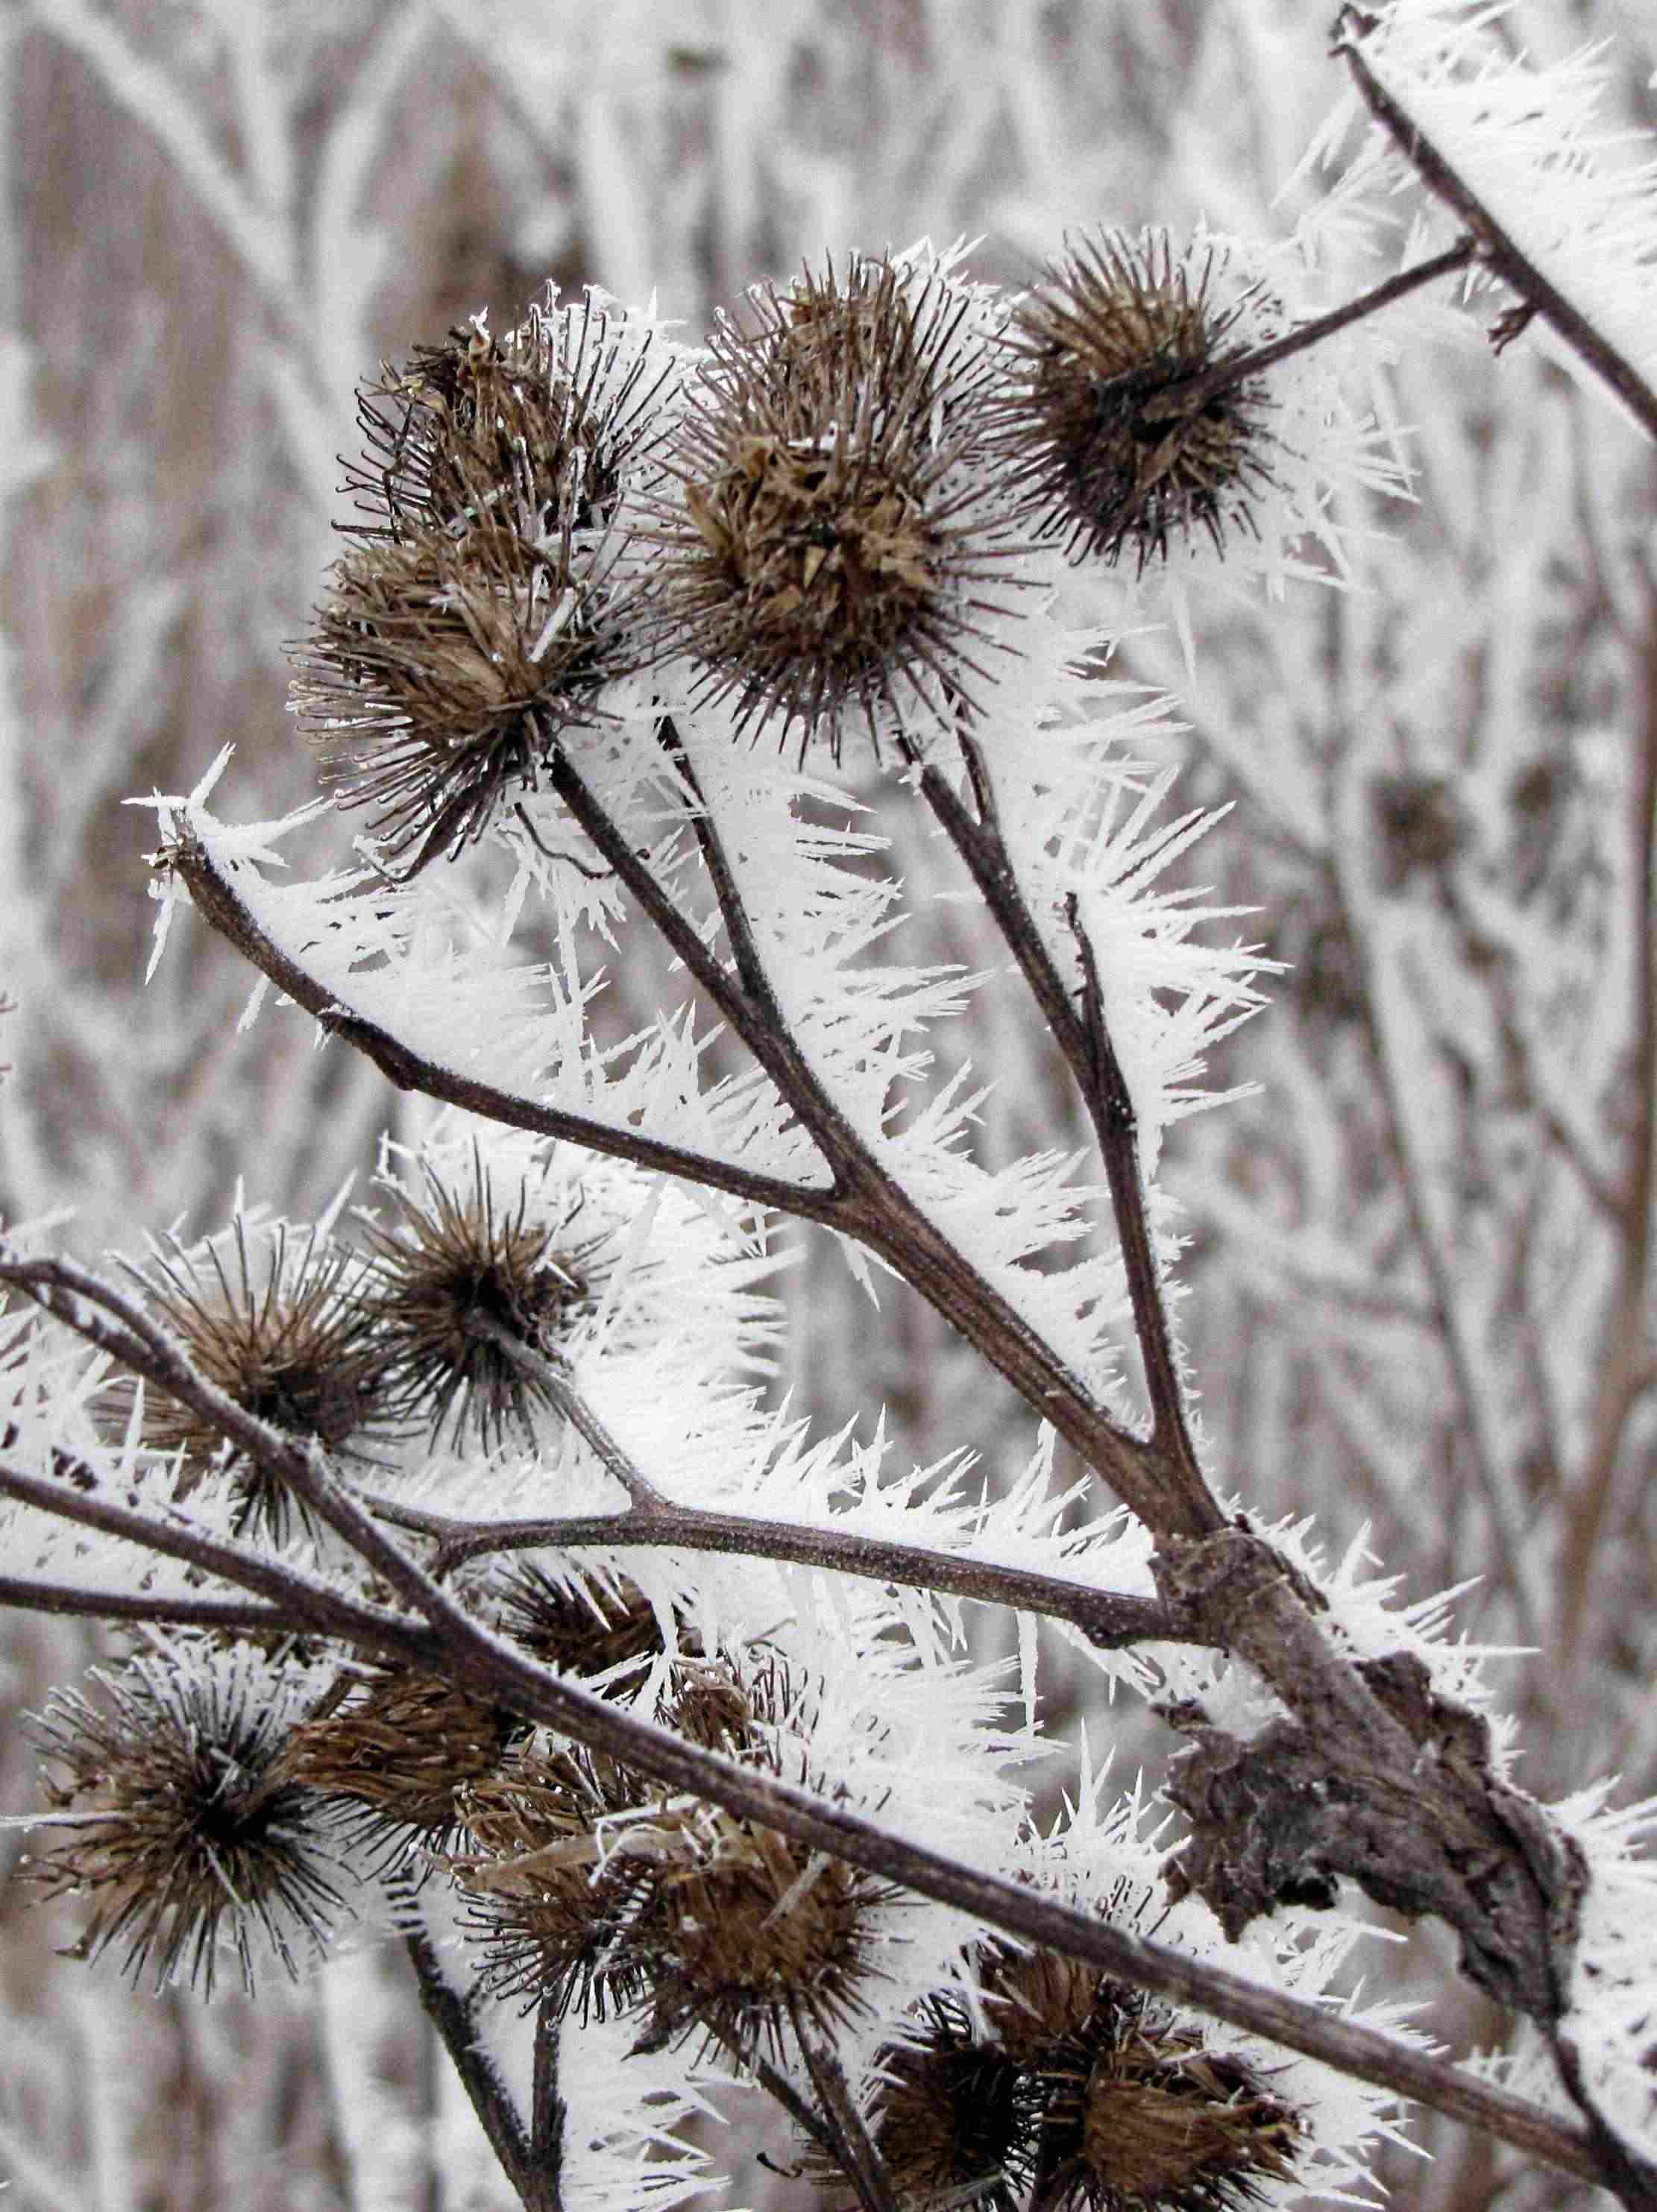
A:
1334;8;1657;443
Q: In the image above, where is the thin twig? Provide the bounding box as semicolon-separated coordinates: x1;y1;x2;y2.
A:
791;2005;901;2212
530;2001;565;2187
0;1575;293;1636
1154;239;1478;413
1064;889;1200;1466
702;2018;847;2175
905;734;1220;1533
406;1923;558;2212
471;1318;670;1513
1334;10;1657;445
544;740;1198;1536
160;821;821;1221
163;790;1187;1535
0;1459;433;1666
363;1493;1180;1653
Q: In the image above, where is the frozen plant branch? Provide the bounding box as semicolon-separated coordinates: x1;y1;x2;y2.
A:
0;1245;1642;2199
1333;6;1657;441
365;1489;1180;1654
7;57;1657;2202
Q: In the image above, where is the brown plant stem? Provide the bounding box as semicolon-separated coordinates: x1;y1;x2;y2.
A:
1154;239;1478;414
0;1575;295;1636
1334;8;1657;445
367;1490;1180;1654
161;764;1212;1539
791;2005;902;2212
406;1923;561;2212
157;819;817;1221
903;731;1219;1529
0;1252;1619;2198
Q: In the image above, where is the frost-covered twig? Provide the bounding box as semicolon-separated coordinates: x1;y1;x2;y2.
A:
405;1921;558;2212
1333;5;1657;441
0;1246;1639;2195
365;1489;1178;1651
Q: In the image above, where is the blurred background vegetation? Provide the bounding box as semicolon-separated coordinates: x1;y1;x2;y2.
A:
2;3;1655;2205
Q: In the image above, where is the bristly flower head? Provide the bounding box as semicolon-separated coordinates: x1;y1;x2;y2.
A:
283;1663;526;1865
644;250;1029;760
1000;229;1280;574
357;1144;611;1454
292;292;670;875
492;1563;670;1687
867;1944;1304;2212
115;1221;392;1543
23;1645;348;1997
450;1655;898;2061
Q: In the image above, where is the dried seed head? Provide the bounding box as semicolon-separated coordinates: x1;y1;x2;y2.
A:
494;1566;669;1683
24;1650;345;1997
869;1944;1304;2212
295;298;667;874
113;1225;390;1543
647;253;1023;758
1368;769;1468;892
346;300;661;542
449;1742;658;2019
359;1154;607;1452
857;1992;1037;2212
1001;230;1277;573
450;1657;894;2058
283;1666;526;1861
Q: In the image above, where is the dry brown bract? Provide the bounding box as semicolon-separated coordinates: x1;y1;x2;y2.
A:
110;1224;391;1544
359;1155;607;1454
294;300;667;873
1001;230;1278;573
449;1658;896;2060
645;254;1026;758
865;1942;1304;2212
25;1654;345;1997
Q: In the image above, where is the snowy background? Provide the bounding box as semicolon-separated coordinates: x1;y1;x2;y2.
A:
1;2;1655;2206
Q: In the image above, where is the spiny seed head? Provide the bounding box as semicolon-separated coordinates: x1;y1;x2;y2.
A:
450;1656;894;2058
646;252;1025;760
295;297;668;875
23;1650;346;1997
493;1566;669;1683
448;1742;658;2019
855;1991;1040;2212
345;298;664;542
359;1153;606;1452
112;1224;390;1544
282;1666;526;1862
865;1944;1304;2212
1002;229;1277;573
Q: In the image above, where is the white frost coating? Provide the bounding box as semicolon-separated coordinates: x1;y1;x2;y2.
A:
164;800;827;1186
559;2010;730;2212
1551;1785;1657;2165
674;664;1268;1408
1311;1;1657;427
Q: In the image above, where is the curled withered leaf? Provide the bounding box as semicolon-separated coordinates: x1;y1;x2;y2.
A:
644;252;1027;758
23;1648;347;1997
999;229;1279;573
